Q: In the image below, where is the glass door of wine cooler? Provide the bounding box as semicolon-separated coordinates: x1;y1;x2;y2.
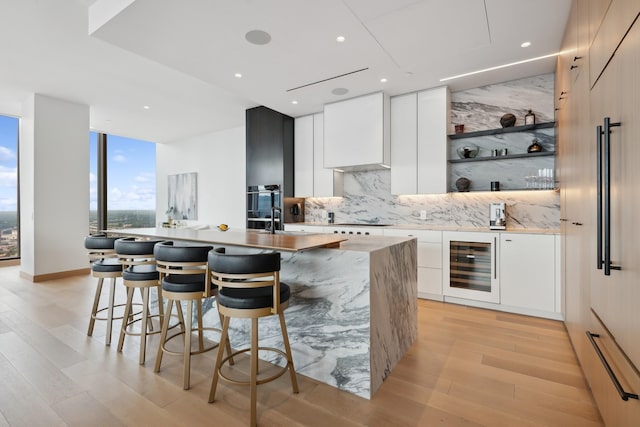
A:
443;231;499;303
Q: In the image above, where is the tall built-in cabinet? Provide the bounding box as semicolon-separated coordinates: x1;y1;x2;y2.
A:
558;1;640;425
293;113;343;198
390;87;449;195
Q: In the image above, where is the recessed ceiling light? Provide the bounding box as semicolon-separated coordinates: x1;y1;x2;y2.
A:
234;73;242;78
291;100;298;105
143;105;150;110
332;88;349;96
380;78;388;83
521;41;531;48
245;30;271;45
336;35;345;43
439;52;560;82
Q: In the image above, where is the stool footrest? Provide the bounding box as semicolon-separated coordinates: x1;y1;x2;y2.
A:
92;303;141;322
160;327;222;357
217;347;290;386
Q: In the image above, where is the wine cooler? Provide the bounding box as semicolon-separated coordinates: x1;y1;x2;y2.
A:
443;231;499;303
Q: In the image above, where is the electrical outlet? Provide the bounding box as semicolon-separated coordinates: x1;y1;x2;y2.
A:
420;210;427;220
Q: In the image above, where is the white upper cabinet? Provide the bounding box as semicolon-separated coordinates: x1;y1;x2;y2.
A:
313;113;343;197
294;113;343;198
323;92;390;170
294;115;313;197
390;93;418;195
391;86;449;195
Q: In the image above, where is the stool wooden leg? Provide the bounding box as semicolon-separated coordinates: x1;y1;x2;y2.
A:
118;286;135;352
154;299;173;373
183;300;193;390
218;310;234;366
250;317;259;427
208;315;230;403
197;299;204;352
175;301;186;336
156;286;165;331
87;277;104;336
106;277;117;346
139;287;150;365
279;312;299;393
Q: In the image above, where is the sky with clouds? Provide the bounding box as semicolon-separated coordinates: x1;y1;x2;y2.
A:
0;116;155;214
0;115;18;212
90;132;156;211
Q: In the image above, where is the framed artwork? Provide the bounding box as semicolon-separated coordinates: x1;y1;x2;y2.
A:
167;172;197;220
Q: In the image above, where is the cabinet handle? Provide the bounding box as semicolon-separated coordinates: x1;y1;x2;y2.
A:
573;56;583;61
505;239;512;242
572;222;583;226
586;332;639;401
597;118;622;275
570;65;578;70
560;218;569;221
493;237;497;279
465;254;476;259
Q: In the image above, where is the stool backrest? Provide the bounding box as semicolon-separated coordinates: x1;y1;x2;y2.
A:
154;241;214;293
115;237;165;269
84;234;118;262
207;248;283;314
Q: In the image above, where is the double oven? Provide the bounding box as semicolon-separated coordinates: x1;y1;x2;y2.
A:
247;185;281;231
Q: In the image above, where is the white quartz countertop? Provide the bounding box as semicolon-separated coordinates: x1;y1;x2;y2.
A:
289;222;559;234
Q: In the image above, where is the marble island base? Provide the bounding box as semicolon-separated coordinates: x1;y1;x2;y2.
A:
202;236;417;399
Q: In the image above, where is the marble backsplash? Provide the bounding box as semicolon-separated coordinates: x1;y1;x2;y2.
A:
304;169;559;229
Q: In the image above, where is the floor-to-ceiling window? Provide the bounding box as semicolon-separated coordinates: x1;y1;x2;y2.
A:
0;115;19;260
90;132;156;233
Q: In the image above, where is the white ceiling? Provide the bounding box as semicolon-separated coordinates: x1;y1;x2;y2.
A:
0;0;571;144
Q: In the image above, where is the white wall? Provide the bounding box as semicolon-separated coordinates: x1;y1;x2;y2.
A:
156;125;246;229
19;94;90;277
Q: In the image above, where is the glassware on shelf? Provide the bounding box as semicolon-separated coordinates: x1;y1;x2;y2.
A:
525;168;554;189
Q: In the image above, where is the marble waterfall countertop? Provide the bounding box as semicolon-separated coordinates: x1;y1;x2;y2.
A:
106;227;349;251
107;227;418;399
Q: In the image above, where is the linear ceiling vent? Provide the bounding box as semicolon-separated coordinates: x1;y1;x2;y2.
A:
286;67;369;92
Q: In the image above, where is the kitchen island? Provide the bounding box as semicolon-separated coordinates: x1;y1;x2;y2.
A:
108;227;417;399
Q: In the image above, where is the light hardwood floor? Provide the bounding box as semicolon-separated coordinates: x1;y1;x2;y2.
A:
0;266;602;426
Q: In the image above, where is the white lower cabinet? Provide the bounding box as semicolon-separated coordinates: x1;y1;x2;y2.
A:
383;228;443;300
500;233;556;313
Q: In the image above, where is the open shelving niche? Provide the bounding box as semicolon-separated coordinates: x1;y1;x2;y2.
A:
447;122;556;192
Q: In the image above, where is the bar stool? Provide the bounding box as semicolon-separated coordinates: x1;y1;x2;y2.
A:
84;234;124;346
114;237;165;365
207;248;299;427
153;241;230;390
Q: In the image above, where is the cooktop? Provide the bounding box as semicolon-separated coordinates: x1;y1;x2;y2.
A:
332;223;390;227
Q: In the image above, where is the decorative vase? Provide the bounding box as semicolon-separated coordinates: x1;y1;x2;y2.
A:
500;113;516;128
455;177;471;192
527;138;543;153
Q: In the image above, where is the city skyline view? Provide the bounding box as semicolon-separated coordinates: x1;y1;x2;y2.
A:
0;115;18;212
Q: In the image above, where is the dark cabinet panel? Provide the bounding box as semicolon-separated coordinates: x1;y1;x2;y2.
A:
246;106;294;196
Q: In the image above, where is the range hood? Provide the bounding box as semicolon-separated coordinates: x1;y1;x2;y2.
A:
323;92;390;171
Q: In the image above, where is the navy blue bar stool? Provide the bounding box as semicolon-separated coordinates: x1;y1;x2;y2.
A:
207;248;298;427
114;237;165;365
84;234;124;346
